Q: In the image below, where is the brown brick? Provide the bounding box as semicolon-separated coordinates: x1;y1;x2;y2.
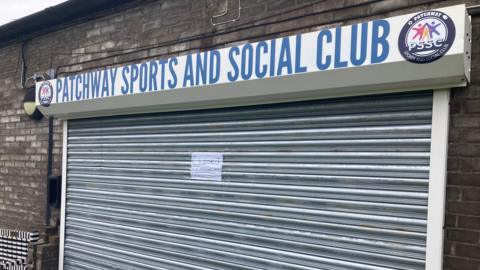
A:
452;115;480;128
452;85;480;99
463;187;480;202
455;244;480;260
463;129;480;143
445;214;457;227
448;172;480;187
458;215;480;231
443;256;480;270
446;229;480;244
368;0;410;14
448;127;462;143
460;158;480;172
465;100;480;114
447;202;480;216
449;100;463;114
449;143;480;157
448;157;460;172
444;240;455;256
266;0;292;11
447;187;461;200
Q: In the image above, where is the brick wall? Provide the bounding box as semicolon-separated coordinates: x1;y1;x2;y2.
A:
444;13;480;270
0;42;59;232
0;41;62;269
1;0;480;269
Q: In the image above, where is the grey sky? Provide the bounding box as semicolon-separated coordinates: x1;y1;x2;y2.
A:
0;0;68;26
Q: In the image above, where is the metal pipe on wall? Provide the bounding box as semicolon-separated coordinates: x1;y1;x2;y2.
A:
45;117;54;225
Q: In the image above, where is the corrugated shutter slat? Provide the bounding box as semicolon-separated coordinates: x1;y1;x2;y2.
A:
64;91;432;270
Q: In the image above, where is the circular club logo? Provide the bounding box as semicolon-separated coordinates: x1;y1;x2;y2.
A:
38;81;53;107
398;10;455;64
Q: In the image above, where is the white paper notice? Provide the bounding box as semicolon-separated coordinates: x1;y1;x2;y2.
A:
191;152;223;181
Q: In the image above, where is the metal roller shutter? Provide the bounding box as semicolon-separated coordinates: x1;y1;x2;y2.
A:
64;91;433;270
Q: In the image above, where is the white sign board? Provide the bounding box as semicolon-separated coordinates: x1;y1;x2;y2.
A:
36;5;470;119
191;152;223;181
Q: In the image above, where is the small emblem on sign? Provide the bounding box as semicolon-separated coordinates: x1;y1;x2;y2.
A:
398;10;456;64
38;81;53;107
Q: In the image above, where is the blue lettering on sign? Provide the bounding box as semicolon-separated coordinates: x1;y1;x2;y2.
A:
241;44;254;80
184;51;220;86
91;70;102;98
371;20;390;64
168;57;178;89
158;59;168;90
139;63;148;93
101;69;110;97
149;61;158;91
82;73;90;99
351;23;368;66
45;19;393;105
75;75;82;101
110;68;117;95
269;39;276;77
209;50;221;84
62;77;69;102
334;27;348;68
121;66;130;94
255;41;268;78
69;76;75;101
196;52;208;86
294;35;307;73
129;64;139;94
183;54;194;87
277;37;293;76
316;30;332;70
227;47;240;82
56;79;62;103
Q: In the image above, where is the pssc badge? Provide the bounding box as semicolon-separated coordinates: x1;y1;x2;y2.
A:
398;10;456;64
38;81;53;107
